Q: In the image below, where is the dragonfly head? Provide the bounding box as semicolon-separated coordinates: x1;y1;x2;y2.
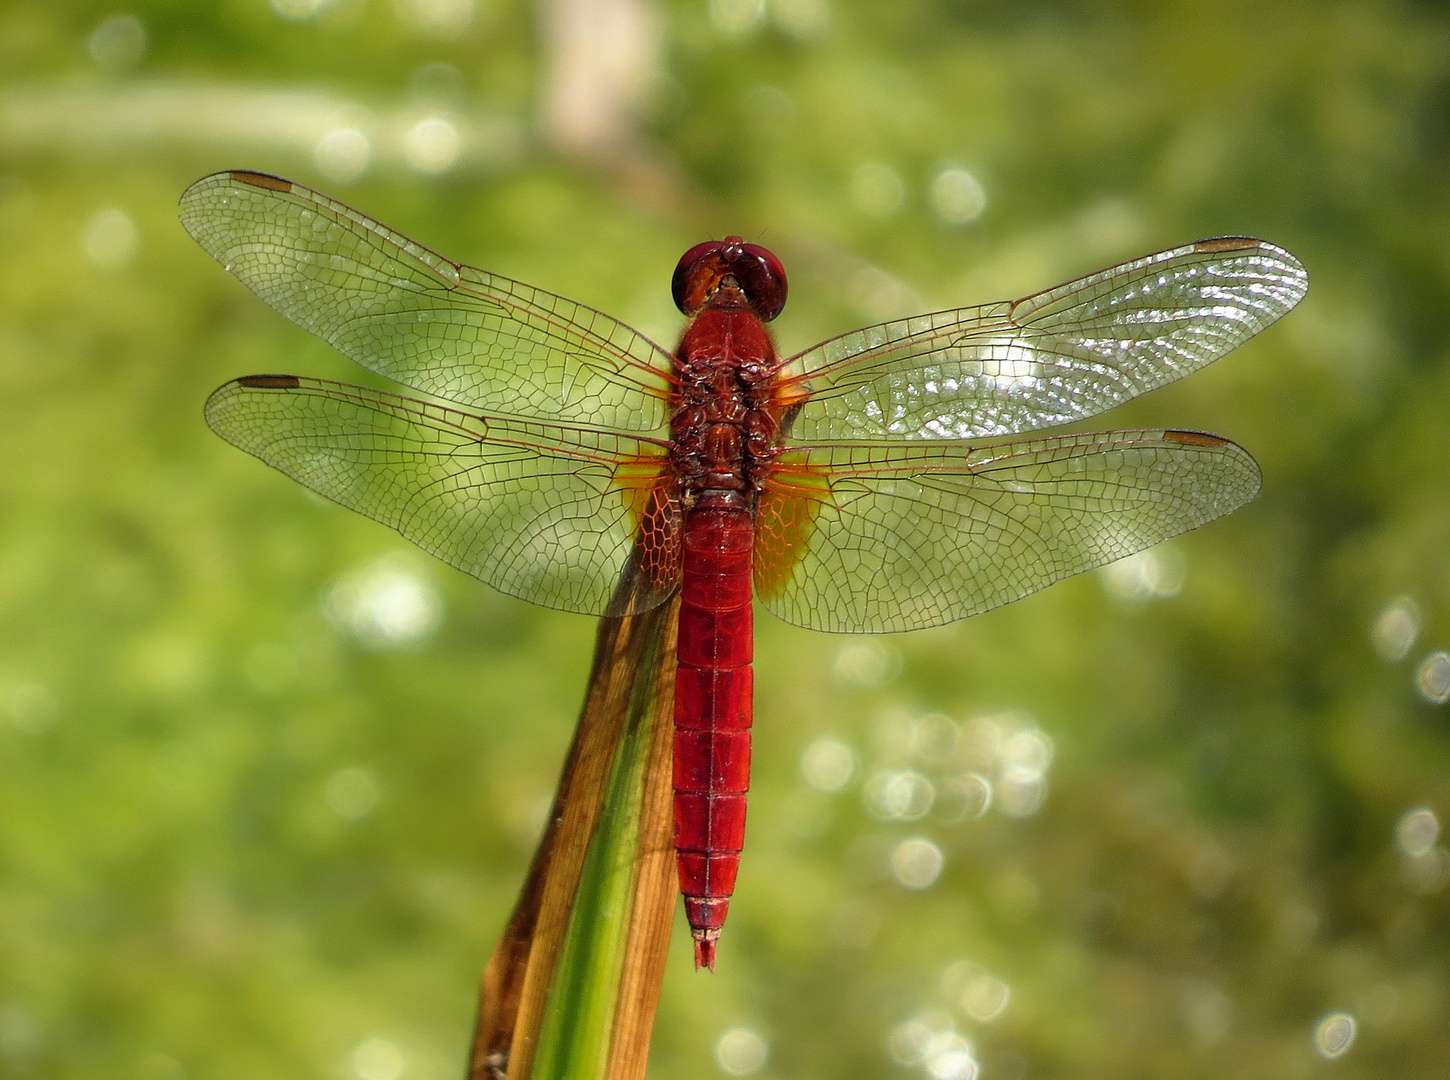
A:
672;237;788;322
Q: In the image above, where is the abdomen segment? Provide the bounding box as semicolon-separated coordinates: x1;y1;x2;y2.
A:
673;505;754;970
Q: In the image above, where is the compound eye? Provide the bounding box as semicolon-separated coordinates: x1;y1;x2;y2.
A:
670;237;790;321
732;242;788;322
672;240;726;315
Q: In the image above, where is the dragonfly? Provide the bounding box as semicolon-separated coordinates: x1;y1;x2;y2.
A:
182;170;1307;969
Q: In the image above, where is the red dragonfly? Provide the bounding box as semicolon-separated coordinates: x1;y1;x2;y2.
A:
182;170;1306;969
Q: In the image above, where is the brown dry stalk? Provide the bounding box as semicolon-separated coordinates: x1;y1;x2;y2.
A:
469;565;680;1080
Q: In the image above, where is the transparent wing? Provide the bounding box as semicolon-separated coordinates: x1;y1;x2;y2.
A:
755;430;1259;633
206;375;680;617
781;239;1307;441
181;171;675;432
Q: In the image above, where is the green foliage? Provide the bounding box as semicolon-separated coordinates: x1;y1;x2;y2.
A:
2;1;1448;1078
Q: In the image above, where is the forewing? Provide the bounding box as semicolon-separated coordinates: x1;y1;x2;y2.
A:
181;172;675;432
206;376;680;617
782;239;1306;441
756;430;1259;633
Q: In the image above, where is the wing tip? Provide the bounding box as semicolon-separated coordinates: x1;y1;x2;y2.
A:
1161;427;1260;468
235;374;303;390
1192;236;1263;255
1161;428;1263;504
1196;235;1308;279
179;169;293;208
1162;428;1230;448
1192;236;1309;314
226;170;294;193
204;375;305;432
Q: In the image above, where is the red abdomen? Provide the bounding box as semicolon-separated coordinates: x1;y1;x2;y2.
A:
673;505;754;971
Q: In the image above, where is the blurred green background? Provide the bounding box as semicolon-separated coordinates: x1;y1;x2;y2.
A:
3;1;1449;1078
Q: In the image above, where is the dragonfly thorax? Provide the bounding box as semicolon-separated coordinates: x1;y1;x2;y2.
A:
670;306;782;503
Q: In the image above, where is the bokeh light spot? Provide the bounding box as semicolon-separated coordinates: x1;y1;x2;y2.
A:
929;166;986;225
925;1033;977;1080
1402;844;1450;894
959;715;1005;767
88;15;146;74
394;0;475;37
943;712;1056;818
941;960;1011;1023
910;712;959;765
352;1036;405;1080
0;1003;38;1062
504;792;552;852
322;555;443;649
800;737;856;792
1313;1012;1356;1059
994;727;1053;817
403;118;461;174
961;975;1009;1023
81;207;140;271
1180;981;1231;1043
933;773;992;822
410;62;466;102
866;770;935;821
850;162;906;217
888;1011;951;1066
745;86;796;133
1415;650;1450;703
271;0;332;20
9;683;59;736
709;0;765;35
1001;727;1054;775
848;262;920;321
888;1012;977;1079
1371;595;1420;661
833;639;900;688
1098;545;1185;602
1396;807;1440;858
314;128;372;183
327;766;381;821
714;1028;768;1075
995;769;1045;817
772;0;831;39
890;837;944;889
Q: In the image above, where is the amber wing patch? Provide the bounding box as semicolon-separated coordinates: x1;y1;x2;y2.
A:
614;461;683;593
754;458;832;601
